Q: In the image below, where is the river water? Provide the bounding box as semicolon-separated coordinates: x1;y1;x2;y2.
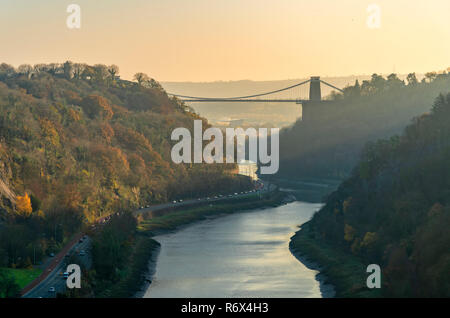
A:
144;201;325;298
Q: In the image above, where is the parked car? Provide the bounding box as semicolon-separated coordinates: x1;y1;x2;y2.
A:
79;250;86;256
48;287;55;293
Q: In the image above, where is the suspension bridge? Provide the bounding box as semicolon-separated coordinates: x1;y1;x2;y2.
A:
167;77;344;104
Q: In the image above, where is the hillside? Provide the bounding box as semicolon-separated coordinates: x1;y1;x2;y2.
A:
277;71;450;180
293;93;450;297
0;62;251;274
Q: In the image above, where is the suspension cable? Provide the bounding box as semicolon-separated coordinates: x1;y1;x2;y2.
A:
167;79;311;100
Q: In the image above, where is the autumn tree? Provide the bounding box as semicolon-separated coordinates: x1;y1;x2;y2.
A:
16;194;32;217
80;95;114;120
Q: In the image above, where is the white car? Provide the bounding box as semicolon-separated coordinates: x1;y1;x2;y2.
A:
48;287;56;293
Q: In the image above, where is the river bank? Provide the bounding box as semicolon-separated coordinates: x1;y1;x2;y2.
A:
290;221;382;298
134;190;287;297
280;178;381;297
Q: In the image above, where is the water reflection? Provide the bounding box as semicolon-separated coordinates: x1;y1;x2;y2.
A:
144;201;324;298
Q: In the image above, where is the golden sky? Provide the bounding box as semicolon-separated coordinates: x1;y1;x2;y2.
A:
1;0;449;81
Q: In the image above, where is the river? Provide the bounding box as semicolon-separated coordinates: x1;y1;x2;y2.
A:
144;201;327;298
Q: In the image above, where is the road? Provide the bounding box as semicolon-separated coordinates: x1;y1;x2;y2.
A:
22;179;273;298
22;237;91;298
135;180;270;215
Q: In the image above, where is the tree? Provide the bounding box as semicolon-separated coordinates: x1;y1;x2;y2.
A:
30;194;41;212
16;193;33;217
370;73;386;92
386;73;404;90
47;63;62;75
80;95;114;119
33;63;48;74
18;64;33;78
108;65;119;81
406;73;418;86
425;72;437;83
73;63;86;79
93;64;108;83
344;224;356;242
0;63;16;78
134;73;150;86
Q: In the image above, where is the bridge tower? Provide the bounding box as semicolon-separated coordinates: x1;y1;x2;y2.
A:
309;76;321;101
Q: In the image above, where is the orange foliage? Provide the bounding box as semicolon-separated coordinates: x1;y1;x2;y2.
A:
81;95;114;120
16;193;32;216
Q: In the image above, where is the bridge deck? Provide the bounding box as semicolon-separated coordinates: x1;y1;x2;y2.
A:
180;99;333;104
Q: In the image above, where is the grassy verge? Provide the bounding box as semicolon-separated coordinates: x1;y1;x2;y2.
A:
2;268;43;290
290;221;382;298
138;192;285;235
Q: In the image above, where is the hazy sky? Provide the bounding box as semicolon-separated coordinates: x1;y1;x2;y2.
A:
1;0;449;81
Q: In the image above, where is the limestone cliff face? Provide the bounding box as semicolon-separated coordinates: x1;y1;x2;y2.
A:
0;143;15;212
